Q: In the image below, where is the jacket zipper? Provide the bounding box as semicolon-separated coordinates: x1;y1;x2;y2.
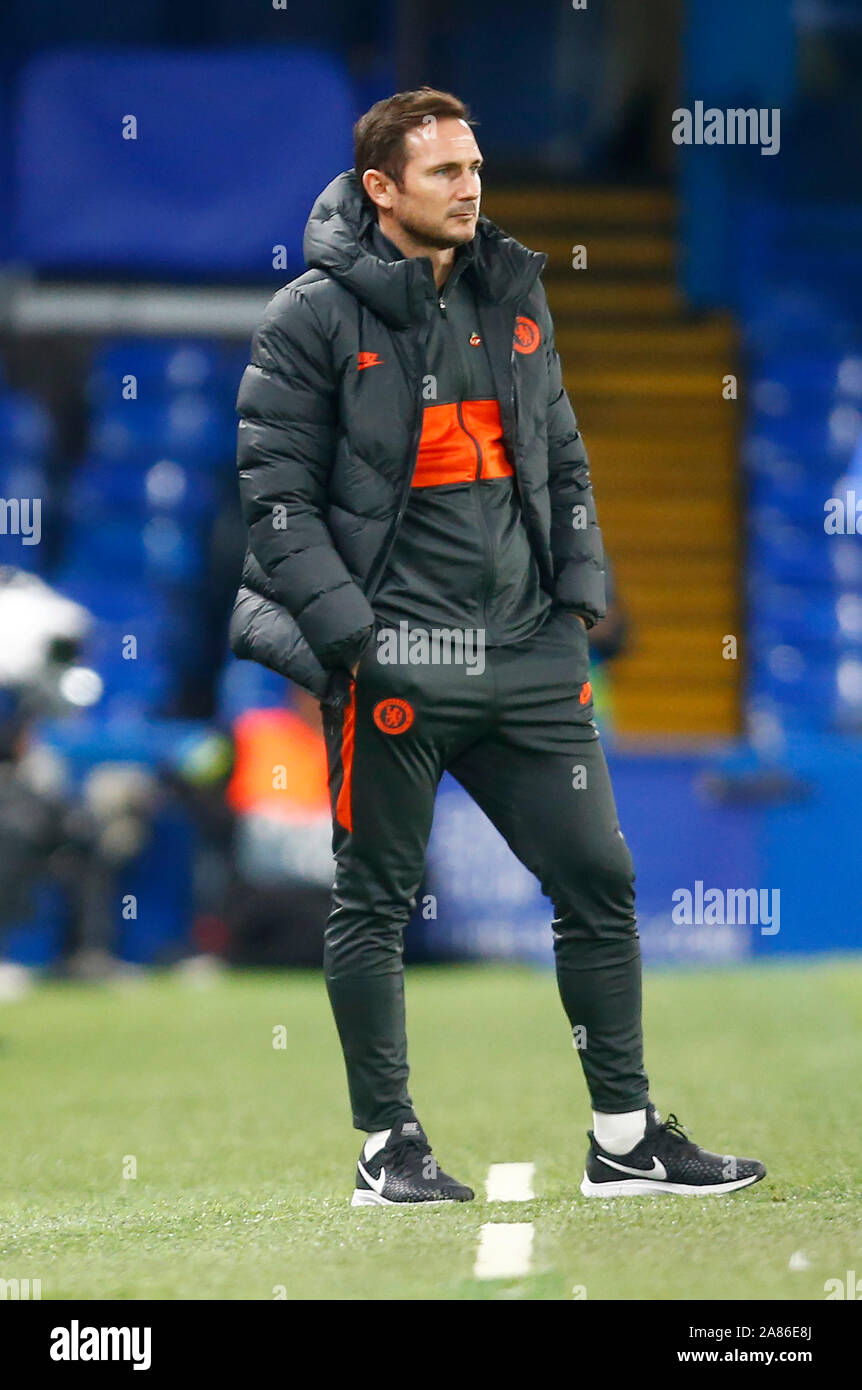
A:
445;291;498;635
366;324;428;601
455;400;495;633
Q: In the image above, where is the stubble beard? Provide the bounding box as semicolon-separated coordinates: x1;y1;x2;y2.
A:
394;207;476;253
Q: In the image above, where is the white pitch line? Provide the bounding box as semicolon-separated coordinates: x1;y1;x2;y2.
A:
485;1161;535;1202
474;1222;534;1279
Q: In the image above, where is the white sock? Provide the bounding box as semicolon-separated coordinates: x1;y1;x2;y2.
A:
363;1128;391;1160
593;1108;647;1155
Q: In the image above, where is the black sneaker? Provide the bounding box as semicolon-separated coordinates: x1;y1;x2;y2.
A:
580;1104;766;1196
351;1119;475;1207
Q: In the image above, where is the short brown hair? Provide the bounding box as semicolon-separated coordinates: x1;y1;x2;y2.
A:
353;88;475;204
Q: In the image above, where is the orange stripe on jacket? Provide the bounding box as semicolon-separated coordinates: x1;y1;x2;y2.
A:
412;399;513;488
335;684;356;832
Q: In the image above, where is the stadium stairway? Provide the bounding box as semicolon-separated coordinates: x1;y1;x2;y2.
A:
482;187;741;740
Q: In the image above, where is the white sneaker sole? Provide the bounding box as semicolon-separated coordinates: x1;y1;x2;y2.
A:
351;1187;397;1207
580;1171;763;1197
350;1188;469;1207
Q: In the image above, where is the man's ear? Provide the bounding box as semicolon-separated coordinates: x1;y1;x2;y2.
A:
362;168;393;212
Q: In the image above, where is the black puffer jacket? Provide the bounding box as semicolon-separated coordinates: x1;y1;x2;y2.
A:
229;169;606;706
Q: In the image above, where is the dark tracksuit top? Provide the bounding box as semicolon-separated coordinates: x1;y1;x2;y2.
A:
369;224;551;643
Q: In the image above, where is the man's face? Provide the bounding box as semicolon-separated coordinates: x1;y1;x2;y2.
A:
376;117;483;250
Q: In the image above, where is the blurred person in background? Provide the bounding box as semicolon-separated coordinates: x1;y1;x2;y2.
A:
167;687;424;969
584;557;630;736
0;568;159;982
230;88;766;1206
223;687;335;967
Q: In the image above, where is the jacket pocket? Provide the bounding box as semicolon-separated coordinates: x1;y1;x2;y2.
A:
553;605;592;678
555;604;589;638
322;620;379;709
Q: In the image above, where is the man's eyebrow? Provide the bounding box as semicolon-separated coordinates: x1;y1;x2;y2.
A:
427;157;484;172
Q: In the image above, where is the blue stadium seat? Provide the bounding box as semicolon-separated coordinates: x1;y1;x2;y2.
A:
742;286;856;356
0;529;42;572
827;535;862;588
216;654;288;724
751;352;845;396
747;412;860;465
747;468;832;522
88;339;231;403
834;654;862;726
53;568;170;623
0;456;47;500
63;515;204;584
749;578;862;633
0;390;52;458
747;511;832;583
83;612;169;663
735;201;862;325
96;658;174;718
67;457;217;521
747;645;838;711
89;396;234;466
744;433;840;481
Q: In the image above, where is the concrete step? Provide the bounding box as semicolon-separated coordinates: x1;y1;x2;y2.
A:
546;280;683;316
482;186;676;226
612;686;741;737
568;368;731;400
620;624;742;659
618;587;735;620
572;397;734;432
554;317;735;360
585;433;737;471
485;183;741;738
612;553;739;586
524;233;676;273
595;469;737;498
598;497;738;545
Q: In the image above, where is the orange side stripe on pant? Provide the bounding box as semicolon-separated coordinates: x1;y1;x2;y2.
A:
335;683;356;832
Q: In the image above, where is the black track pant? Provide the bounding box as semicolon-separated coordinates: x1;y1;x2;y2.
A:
320;605;650;1131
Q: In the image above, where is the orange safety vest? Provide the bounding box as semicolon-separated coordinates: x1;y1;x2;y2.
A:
227;708;330;819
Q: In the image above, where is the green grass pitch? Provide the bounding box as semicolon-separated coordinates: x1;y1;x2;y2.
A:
0;957;859;1300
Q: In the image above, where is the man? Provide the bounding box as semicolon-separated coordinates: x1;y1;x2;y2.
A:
230;89;766;1205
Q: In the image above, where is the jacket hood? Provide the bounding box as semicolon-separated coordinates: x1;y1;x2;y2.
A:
302;169;546;330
